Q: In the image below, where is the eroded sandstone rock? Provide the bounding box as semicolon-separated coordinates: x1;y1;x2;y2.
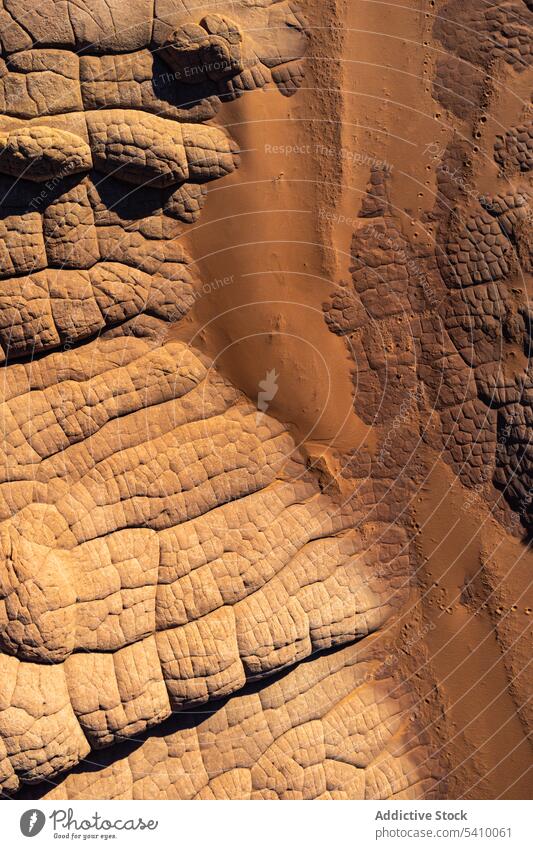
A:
4;0;522;804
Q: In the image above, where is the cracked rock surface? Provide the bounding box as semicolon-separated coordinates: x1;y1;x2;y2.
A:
1;0;530;803
0;0;441;802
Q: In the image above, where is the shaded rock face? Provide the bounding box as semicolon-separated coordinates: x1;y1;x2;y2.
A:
324;5;533;536
0;1;441;801
3;0;531;804
321;0;533;802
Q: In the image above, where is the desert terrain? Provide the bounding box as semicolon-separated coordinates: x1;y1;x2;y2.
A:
0;0;530;801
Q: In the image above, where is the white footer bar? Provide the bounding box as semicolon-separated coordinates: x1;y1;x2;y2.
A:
4;799;529;848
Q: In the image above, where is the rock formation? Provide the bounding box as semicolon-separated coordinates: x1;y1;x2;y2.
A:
0;0;530;801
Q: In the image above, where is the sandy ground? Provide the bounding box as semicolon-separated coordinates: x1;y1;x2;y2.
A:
171;0;532;799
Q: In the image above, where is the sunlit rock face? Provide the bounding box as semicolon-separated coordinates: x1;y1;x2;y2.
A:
5;0;531;803
0;0;438;800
